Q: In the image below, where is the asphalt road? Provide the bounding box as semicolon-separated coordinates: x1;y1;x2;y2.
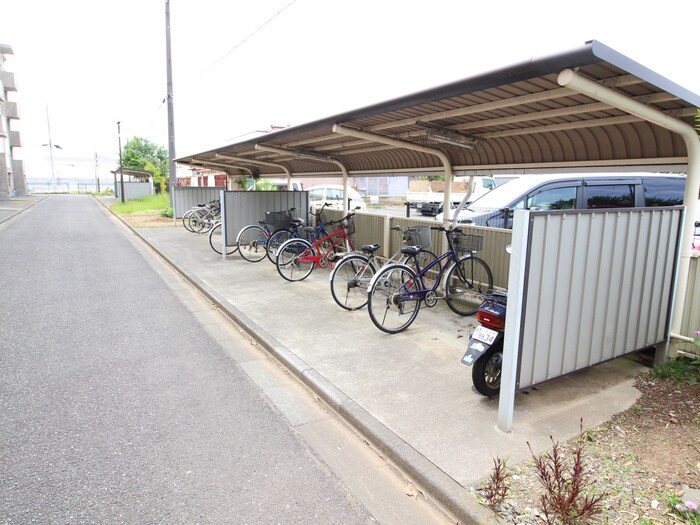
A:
0;196;446;524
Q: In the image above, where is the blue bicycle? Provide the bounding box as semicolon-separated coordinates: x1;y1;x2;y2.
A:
265;203;331;263
366;226;493;333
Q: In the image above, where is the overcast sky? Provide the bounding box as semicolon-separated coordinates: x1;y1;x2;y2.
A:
2;0;699;178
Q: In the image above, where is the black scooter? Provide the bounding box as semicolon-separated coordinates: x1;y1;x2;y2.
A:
461;245;510;396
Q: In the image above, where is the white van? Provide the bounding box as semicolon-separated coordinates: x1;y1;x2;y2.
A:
435;173;687;227
307;185;367;212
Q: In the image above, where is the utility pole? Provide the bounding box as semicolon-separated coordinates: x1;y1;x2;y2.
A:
45;105;56;192
117;121;124;203
165;0;176;207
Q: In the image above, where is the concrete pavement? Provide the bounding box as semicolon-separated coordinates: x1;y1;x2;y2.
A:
5;195;646;524
125;204;645;524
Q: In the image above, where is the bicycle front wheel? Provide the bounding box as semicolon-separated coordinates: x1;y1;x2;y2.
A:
266;228;293;263
276;239;315;282
367;264;421;334
208;222;237;255
237;225;269;262
182;209;195;232
330;254;376;310
188;209;211;234
445;255;493;316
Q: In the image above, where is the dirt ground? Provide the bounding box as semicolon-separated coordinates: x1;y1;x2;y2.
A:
120;211;177;228
489;365;700;524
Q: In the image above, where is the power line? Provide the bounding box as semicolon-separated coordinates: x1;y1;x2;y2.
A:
204;0;298;73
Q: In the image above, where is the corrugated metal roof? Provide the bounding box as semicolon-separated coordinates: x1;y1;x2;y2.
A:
177;40;699;177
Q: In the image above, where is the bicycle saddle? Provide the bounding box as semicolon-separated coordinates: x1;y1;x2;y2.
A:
361;243;381;254
400;245;423;256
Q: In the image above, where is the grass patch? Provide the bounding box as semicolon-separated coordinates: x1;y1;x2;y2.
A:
651;357;700;383
111;194;170;215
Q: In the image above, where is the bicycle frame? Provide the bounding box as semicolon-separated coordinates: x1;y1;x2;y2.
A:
301;226;353;266
390;230;465;302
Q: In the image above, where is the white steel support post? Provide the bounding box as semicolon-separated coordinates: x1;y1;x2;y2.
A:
557;68;700;360
497;210;530;432
332;124;455;218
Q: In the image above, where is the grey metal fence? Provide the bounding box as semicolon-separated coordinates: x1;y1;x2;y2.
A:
323;210;513;288
172;187;225;218
115;181;153;201
222;191;310;247
498;206;684;431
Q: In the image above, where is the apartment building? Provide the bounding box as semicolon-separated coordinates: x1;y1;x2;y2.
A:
0;44;26;199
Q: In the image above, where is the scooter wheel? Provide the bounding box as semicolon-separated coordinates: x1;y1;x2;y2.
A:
472;342;503;396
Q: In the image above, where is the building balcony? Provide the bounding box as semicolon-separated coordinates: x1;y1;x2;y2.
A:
0;71;16;92
1;101;19;119
9;129;21;147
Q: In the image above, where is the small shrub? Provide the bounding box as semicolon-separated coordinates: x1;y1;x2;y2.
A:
527;420;606;525
669;495;700;525
482;457;510;510
160;207;174;218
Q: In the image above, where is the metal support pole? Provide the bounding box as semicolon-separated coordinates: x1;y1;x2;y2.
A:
165;0;176;207
117;121;124;203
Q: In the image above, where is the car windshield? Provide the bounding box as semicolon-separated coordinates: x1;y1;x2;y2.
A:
466;177;547;209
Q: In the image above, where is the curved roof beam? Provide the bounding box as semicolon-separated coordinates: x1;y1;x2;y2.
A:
558;68;700;355
215;153;291;178
254;144;352;212
191;158;253;175
332;124;463;224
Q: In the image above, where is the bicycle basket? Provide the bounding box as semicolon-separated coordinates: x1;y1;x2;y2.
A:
451;231;483;255
404;226;432;250
342;216;356;235
264;211;292;228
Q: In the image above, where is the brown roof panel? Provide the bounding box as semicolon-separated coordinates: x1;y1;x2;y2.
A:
178;40;699;176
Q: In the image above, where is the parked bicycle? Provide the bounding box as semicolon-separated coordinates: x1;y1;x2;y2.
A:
275;213;356;282
366;226;493;334
183;199;220;234
265;204;331;264
236;208;296;263
328;225;441;311
208;221;237;255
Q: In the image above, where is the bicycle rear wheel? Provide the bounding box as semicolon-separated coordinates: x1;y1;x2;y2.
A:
237;225;269;262
276;239;315;282
329;254;376;310
188;209;211;234
208;222;237;255
445;255;493;316
266;228;293;263
367;264;421;334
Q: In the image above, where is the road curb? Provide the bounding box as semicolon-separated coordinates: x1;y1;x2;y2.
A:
96;197;497;525
0;195;47;225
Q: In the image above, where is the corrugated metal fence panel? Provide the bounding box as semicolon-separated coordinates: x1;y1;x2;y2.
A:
116;182;152;201
350;212;386;252
172;187;224;218
336;213;513;287
517;207;682;390
680;254;700;355
224;191;309;246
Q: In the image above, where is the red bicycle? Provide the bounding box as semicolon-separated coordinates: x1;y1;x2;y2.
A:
275;214;355;282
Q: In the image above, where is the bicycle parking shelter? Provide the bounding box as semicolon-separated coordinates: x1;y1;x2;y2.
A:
176;40;700;430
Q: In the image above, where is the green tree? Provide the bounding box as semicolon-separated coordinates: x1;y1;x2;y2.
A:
121;137;169;197
121;137;168;178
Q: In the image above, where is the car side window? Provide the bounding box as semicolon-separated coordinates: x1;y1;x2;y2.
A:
483;179;495;190
526;186;577;210
642;178;685;206
585;184;634;208
309;189;323;201
327;188;343;201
